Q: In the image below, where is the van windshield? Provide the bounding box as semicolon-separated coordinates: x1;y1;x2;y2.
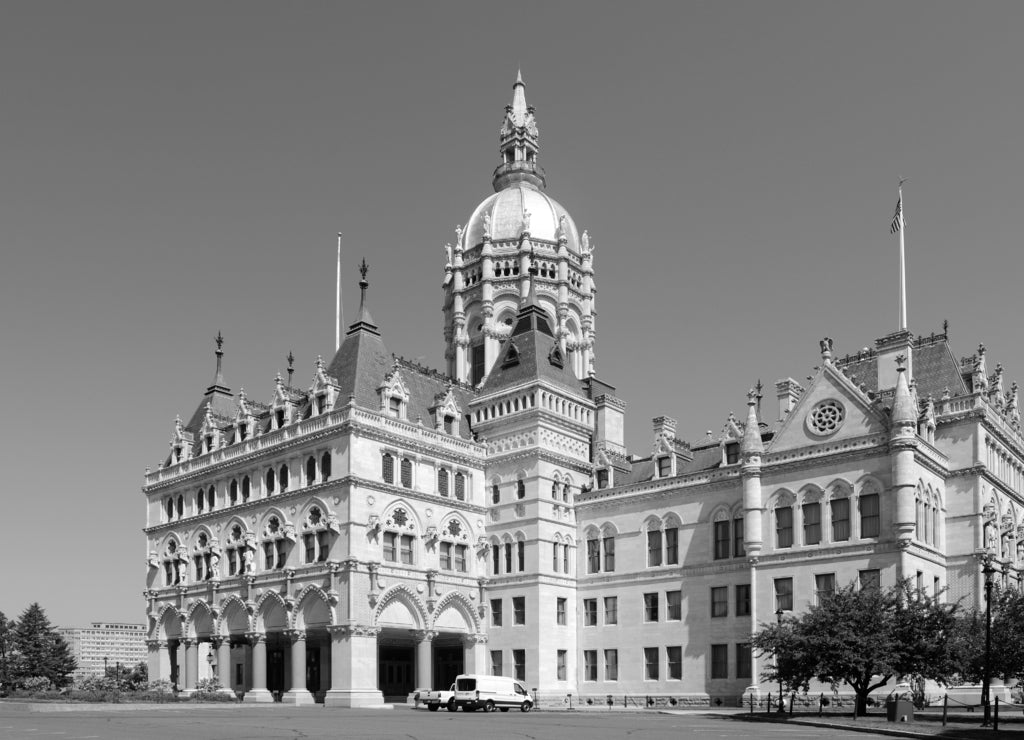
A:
456;678;476;691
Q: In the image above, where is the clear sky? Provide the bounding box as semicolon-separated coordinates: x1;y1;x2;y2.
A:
2;1;1023;626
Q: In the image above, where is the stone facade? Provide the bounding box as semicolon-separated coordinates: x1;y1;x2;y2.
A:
143;74;1024;707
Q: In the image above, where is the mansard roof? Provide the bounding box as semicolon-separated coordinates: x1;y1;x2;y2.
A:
835;331;967;401
392;358;477;439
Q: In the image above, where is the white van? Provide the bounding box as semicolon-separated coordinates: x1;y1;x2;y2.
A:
453;674;533;712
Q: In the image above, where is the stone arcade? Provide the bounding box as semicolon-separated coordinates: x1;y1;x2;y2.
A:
143;74;1024;706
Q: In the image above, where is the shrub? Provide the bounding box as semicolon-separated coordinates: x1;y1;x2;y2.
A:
20;676;53;693
193;677;223;695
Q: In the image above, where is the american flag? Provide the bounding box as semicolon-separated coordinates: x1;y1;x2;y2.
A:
890;197;906;234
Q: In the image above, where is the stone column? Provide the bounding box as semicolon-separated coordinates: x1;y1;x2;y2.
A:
175;640;187;691
462;634;487;675
323;624;384;707
243;633;273;703
184;639;199;691
415;630;435;689
146;640;162;684
282;630;315;705
211;637;234;695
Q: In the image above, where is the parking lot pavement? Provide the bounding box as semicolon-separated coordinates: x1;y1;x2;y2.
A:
0;704;919;740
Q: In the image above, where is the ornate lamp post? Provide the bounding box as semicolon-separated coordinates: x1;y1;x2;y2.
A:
775;608;785;713
982;558;995;726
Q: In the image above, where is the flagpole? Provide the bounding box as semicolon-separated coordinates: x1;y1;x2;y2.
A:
336;233;342;351
898;181;907;331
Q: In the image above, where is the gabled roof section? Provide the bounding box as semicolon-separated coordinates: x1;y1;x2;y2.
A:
479;262;583;395
834;331;967;402
767;359;887;455
393;358;477;439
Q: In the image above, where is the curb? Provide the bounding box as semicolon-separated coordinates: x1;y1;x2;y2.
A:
731;714;987;740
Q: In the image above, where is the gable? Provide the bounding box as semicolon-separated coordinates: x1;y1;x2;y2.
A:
767;364;886;454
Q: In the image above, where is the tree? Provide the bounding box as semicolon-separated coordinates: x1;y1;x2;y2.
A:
0;611;10;691
10;603;77;689
950;587;1024;685
753;582;960;715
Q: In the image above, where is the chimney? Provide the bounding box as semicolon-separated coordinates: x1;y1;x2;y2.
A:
652;415;677;442
775;378;804;421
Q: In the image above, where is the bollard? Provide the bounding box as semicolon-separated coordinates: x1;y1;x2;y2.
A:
819;693;824;717
750;693;754;715
789;693;795;716
995;696;999;732
942;694;948;726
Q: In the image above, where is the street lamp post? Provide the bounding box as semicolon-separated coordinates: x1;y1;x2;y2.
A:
103;656;108;678
982;559;995;727
775;608;785;713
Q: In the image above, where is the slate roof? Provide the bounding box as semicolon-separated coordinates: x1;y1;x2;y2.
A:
835;334;967;401
392;359;477;439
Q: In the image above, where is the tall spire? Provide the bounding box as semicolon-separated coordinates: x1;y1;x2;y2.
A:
346;258;380;336
206;331;229;394
493;71;545;191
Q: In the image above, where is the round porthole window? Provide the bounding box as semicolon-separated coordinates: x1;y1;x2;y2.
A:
807;399;845;436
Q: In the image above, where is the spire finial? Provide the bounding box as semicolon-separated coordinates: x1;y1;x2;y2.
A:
211;331;226;388
287;351;295;386
359;258;369;285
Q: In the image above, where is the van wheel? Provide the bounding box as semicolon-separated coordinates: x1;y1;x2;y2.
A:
520;701;532;713
499;707;510;712
427;704;438;712
446;699;457;712
485;700;496;712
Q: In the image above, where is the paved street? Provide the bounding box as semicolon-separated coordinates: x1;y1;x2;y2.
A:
0;705;911;740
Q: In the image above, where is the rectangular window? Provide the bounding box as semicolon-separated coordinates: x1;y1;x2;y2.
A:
382;453;394;484
644;647;659;680
584;650;597;681
505;543;512;573
583;598;597;626
832;498;850;541
803;502;821;545
383;533;397;562
440;541;452;570
517;541;525;571
317;530;330;562
859;569;880;592
665;527;678;565
644;592;659;621
815;573;836;603
275;540;287;570
587;538;600;573
454;544;466;573
490;599;502;627
553;542;560;572
263;541;275;570
556;650;567;681
556;597;567;626
736;643;752;679
604;596;618;625
657;456;671;477
776;506;793;548
603;536;616;572
513;649;525;681
454;472;465;501
400;534;413;565
775;577;793;611
726;442;740;465
490;650;502;676
604;649;618;681
736;584;751;617
563;543;569;574
389;397;401;417
733;517;745;557
711;586;728;618
513;596;526;625
860;493;880;538
492;484;500;504
667;646;682;680
400;458;412;488
596;469;609;489
714;520;730;560
711;644;729;679
303;533;316;564
437;468;449;497
666;590;682;621
492;544;500;575
647;530;663;567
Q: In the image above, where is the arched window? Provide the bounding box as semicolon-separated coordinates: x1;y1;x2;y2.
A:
229;479;239;506
165;499;174;522
196;490;205;514
225;525;247;576
207;486;215;511
517;540;525;571
306;456;316;487
301;506;332;564
551;481;559;500
516;479;526;500
241;476;250;502
382;453;395;484
265;468;275;495
193;532;213;582
382;507;415;564
278;464;289;492
176;495;184;519
438;468;449;497
439;518;469;573
400;457;413;488
454;472;466;501
163;541;182;585
262;516;289;571
320;451;331;482
492;483;500;504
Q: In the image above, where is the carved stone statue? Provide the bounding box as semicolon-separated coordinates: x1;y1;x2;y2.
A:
819;337;833;354
580;230;591;255
444;243;452;266
243;549;254;574
482;213;491;237
522;209;531;234
455;224;464;249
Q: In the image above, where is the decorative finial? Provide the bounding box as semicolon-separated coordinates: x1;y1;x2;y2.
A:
943;319;949;336
316;354;324;371
522;209;531;235
215;331;224;352
287;351;295;385
895;353;907;370
359;258;369;284
979;343;986;357
819;337;834;363
747;388;758;405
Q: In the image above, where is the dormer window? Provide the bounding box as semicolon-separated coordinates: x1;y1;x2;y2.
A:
316;394;327;415
275;409;286;429
725;442;740;465
596;469;610;489
173;445;182;463
204;435;214;454
444;415;454;435
657;456;672;478
389;397;402;418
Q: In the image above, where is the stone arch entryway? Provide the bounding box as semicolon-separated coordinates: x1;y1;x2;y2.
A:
374;586;427;700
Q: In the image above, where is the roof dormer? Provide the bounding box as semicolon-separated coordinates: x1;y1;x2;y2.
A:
379;361;410;420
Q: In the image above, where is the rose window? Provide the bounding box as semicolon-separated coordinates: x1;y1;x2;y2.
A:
808;400;845;436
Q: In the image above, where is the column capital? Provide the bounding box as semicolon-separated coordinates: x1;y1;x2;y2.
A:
245;631;267;645
412;629;438;642
287;629;307;642
146;639;166;649
181;638;197;648
209;636;224;649
461;633;488;646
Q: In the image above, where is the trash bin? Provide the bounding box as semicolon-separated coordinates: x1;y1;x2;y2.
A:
886;693;914;722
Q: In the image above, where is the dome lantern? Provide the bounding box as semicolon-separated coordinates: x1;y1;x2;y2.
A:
492;70;546;192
